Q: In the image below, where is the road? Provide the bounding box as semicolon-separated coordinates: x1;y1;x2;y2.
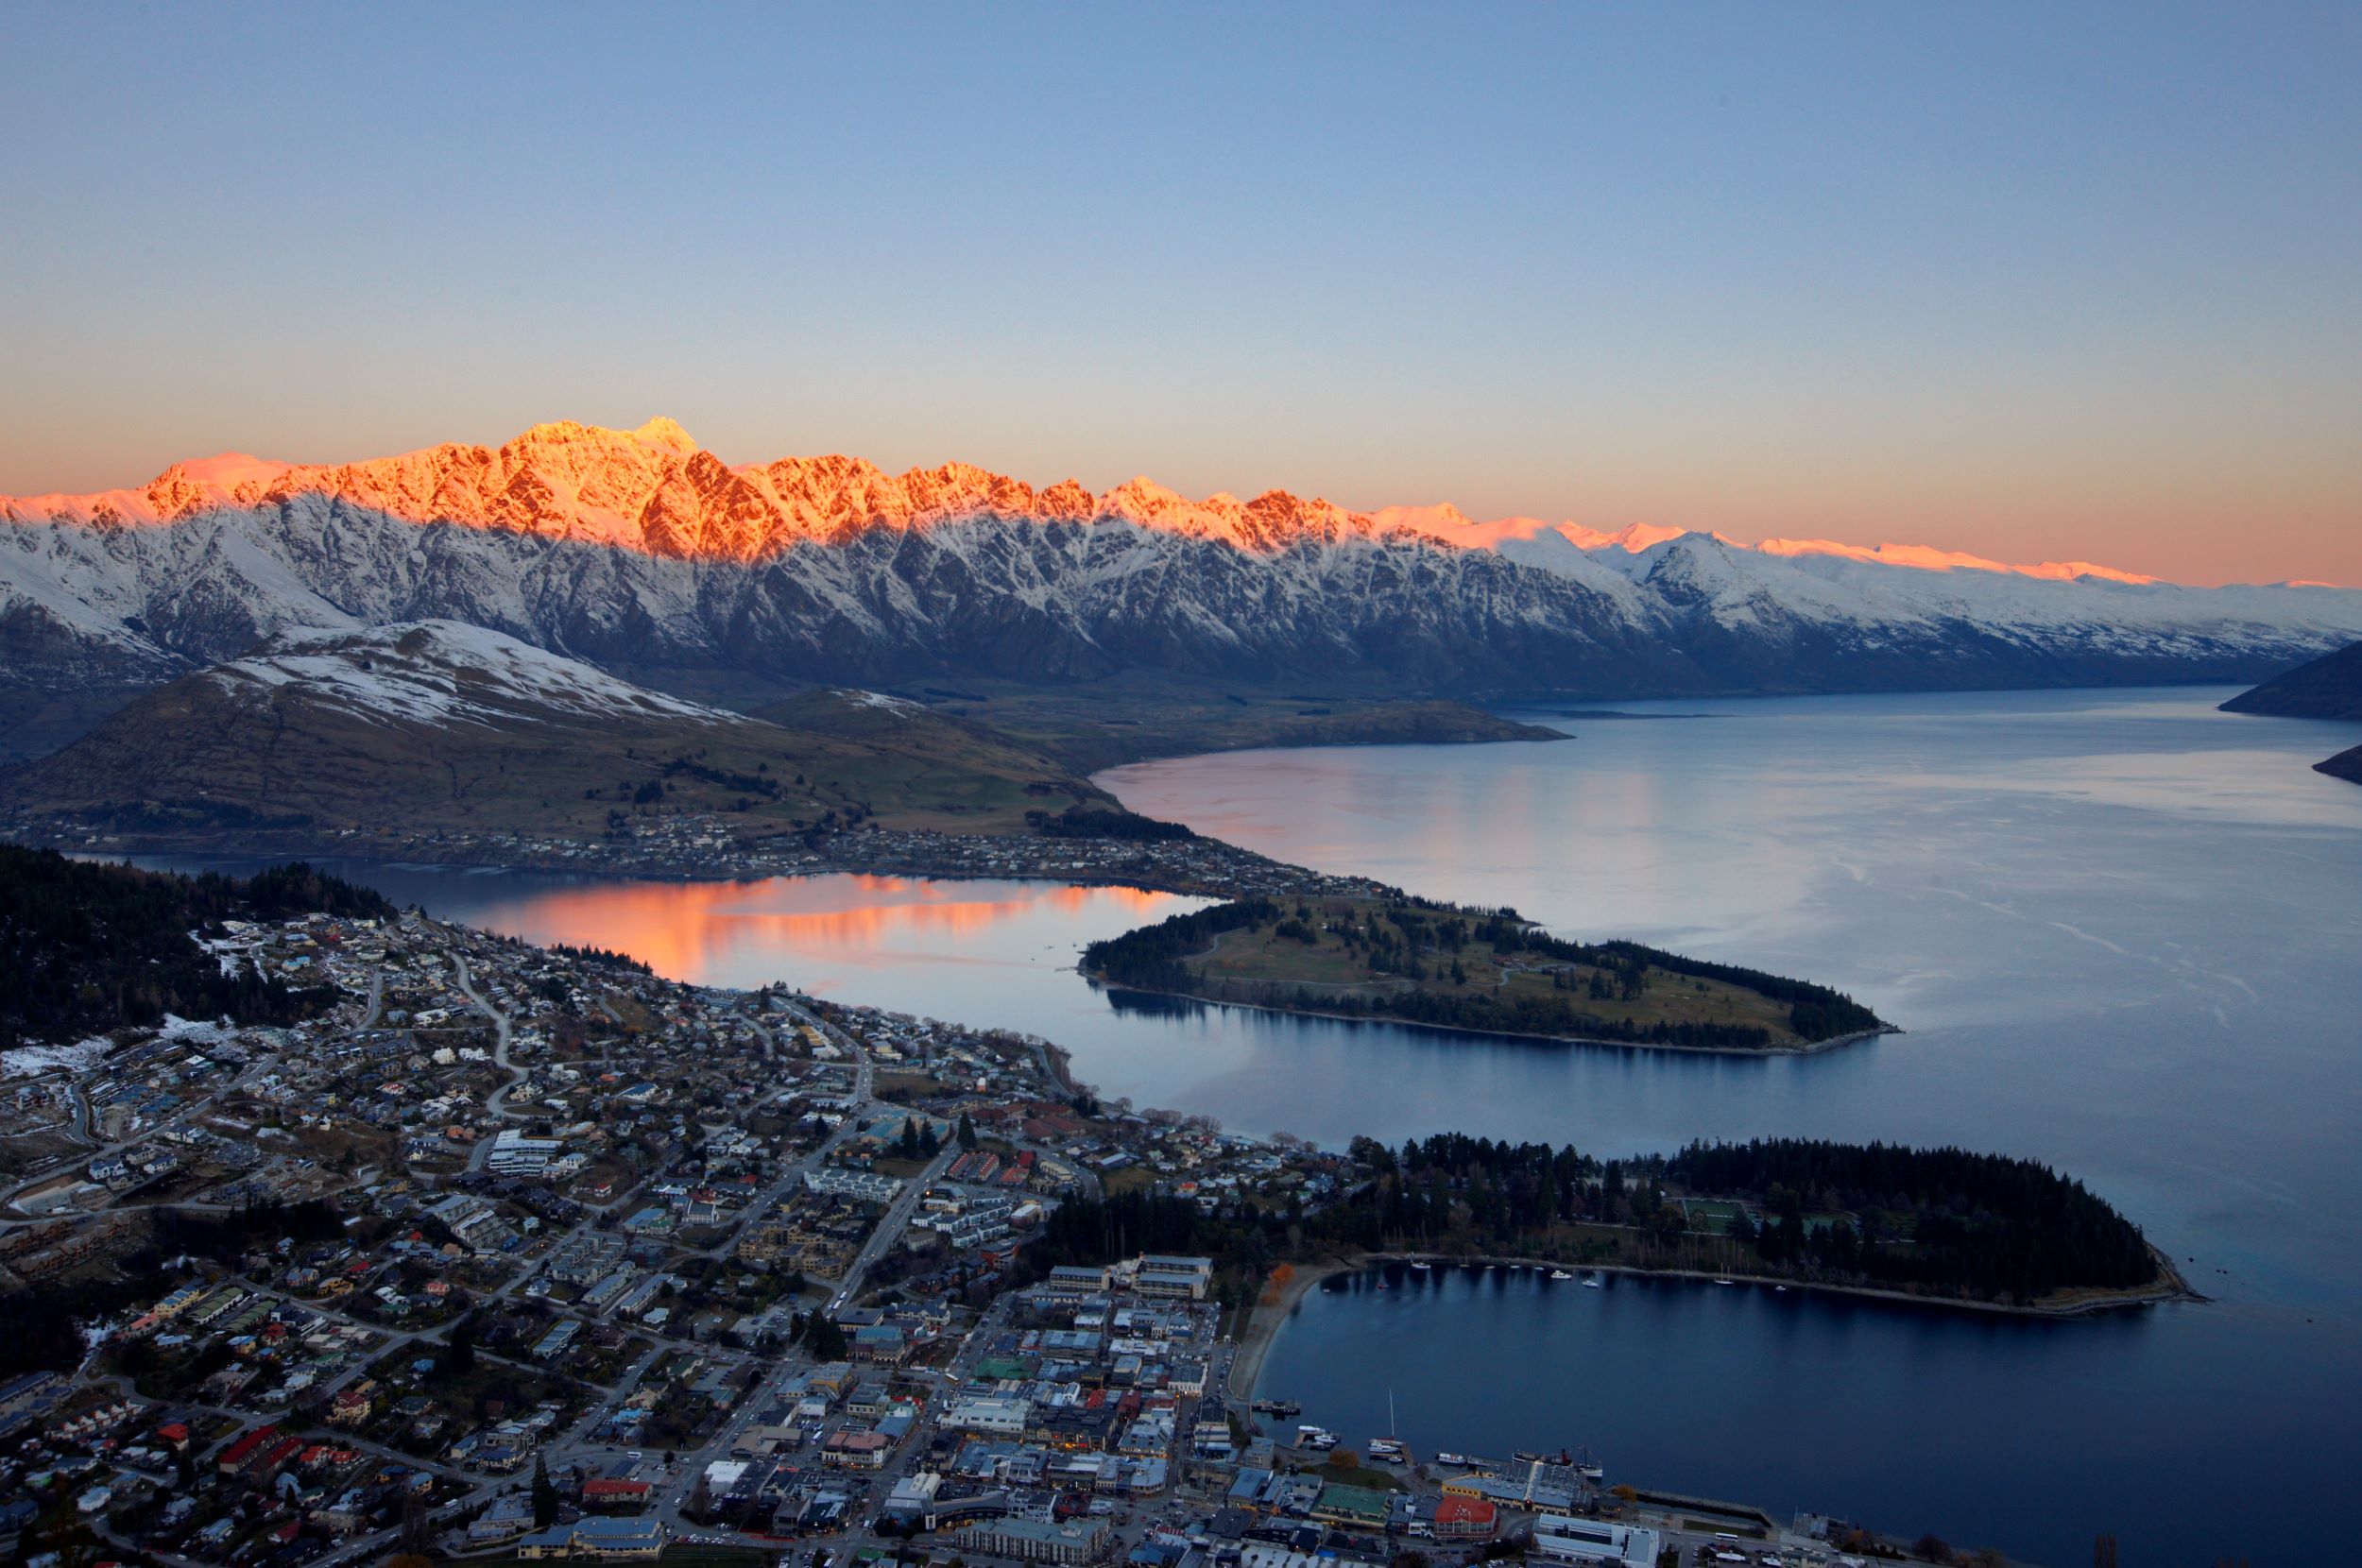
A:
775;994;876;1103
824;1145;955;1308
450;949;527;1129
489;989;924;1534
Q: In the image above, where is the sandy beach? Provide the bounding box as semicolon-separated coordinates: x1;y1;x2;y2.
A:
1224;1256;1358;1410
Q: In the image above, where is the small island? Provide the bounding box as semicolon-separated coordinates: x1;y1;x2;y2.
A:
1084;895;1890;1051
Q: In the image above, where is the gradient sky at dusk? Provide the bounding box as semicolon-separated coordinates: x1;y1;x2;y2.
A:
4;3;2357;585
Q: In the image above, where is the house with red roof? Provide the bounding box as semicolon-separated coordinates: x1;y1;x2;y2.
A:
1433;1495;1498;1540
215;1423;279;1475
581;1477;652;1512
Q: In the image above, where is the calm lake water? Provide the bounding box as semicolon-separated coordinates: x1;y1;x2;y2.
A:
142;686;2362;1563
1105;686;2362;1565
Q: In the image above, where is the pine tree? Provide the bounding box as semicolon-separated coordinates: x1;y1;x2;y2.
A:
806;1314;849;1360
532;1454;559;1527
398;1489;432;1557
957;1112;978;1150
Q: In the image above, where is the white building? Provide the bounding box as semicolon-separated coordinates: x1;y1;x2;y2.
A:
807;1167;906;1203
487;1127;563;1175
941;1395;1031;1436
883;1471;942;1519
1532;1514;1661;1568
1133;1253;1215;1300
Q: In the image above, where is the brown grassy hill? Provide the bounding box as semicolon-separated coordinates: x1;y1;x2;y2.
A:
0;621;1103;843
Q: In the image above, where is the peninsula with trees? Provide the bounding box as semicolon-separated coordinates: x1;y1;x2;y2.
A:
1040;1132;2186;1317
1082;895;1891;1052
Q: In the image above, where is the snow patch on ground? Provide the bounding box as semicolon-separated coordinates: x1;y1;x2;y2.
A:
6;1015;245;1080
2;1038;111;1080
155;1014;236;1043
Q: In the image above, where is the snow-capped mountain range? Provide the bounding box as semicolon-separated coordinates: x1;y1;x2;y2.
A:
6;418;2357;754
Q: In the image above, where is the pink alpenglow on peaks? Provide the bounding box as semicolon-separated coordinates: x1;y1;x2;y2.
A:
1754;537;2162;586
0;416;2269;588
1372;507;1700;555
163;453;297;493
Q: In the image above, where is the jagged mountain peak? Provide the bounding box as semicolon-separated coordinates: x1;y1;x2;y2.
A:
0;419;1636;563
8;418;2264;596
630;416;699;451
5;420;2360;760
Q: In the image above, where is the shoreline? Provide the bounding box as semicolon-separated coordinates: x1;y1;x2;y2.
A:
23;830;1350;904
1088;971;1900;1058
1237;1249;2202;1405
1350;1245;2206;1320
1036;1037;1079;1098
40;835;2187;1331
51;833;1898;1064
1226;1256;1359;1412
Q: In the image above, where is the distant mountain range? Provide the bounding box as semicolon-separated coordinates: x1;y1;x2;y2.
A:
7;418;2359;758
2219;639;2362;787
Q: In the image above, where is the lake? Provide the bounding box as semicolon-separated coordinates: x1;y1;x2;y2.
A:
1105;686;2362;1565
139;685;2362;1563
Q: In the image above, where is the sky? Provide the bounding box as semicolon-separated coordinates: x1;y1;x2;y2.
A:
2;2;2357;586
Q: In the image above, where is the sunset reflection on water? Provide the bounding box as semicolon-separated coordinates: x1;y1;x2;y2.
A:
460;873;1185;991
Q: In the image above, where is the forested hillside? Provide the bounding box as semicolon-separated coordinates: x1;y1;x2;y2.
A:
1036;1132;2160;1308
0;847;392;1048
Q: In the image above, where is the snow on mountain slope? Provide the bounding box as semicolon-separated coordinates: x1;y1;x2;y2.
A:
4;418;2359;754
207;621;736;729
0;612;1111;840
1755;536;2159;584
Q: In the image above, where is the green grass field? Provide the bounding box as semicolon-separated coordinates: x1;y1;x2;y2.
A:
1681;1199;1754;1235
